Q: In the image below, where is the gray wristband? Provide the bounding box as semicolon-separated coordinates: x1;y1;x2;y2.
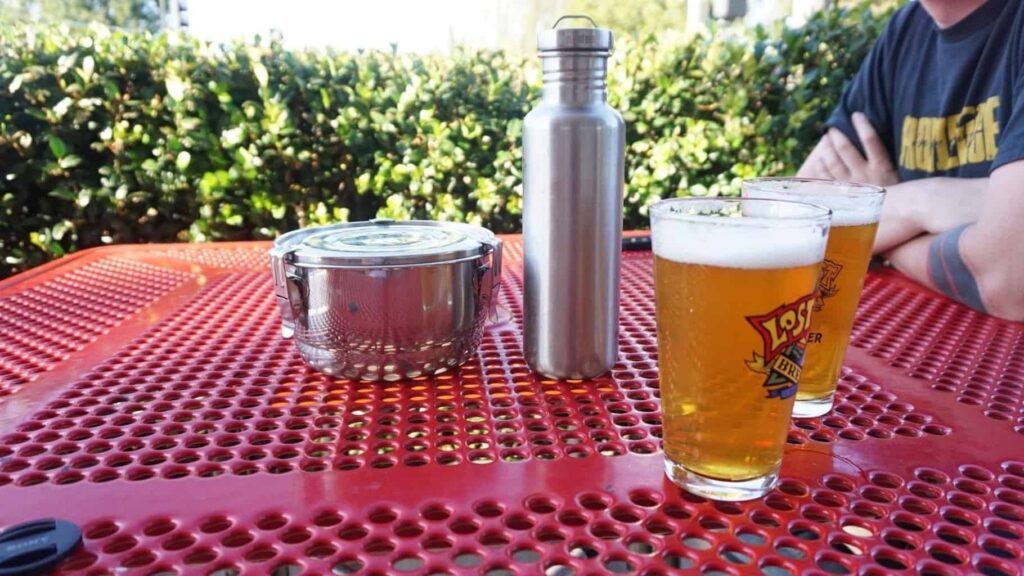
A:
928;225;987;312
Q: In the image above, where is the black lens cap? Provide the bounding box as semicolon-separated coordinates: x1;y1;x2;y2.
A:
0;519;82;576
622;235;652;252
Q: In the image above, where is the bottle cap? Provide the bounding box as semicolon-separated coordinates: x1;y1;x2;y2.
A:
537;15;613;53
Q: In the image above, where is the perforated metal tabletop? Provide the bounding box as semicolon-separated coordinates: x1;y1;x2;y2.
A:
0;239;1022;576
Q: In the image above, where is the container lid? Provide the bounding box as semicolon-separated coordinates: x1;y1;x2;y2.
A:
282;219;497;268
0;519;82;576
537;15;613;53
270;221;348;256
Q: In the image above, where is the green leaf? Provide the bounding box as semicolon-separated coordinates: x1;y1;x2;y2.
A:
103;80;119;100
48;135;67;159
48;188;78;202
59;155;82;169
166;74;187;101
221;127;245;148
253;61;269;88
8;74;25;93
176;151;192;170
52;221;71;241
53;97;73;118
81;55;95;80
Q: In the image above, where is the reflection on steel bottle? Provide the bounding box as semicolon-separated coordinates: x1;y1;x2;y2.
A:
523;16;625;379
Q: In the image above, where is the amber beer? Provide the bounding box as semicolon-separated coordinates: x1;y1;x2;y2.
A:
744;178;885;418
651;198;830;501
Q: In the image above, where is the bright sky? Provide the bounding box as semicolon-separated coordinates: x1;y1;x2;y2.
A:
187;0;502;52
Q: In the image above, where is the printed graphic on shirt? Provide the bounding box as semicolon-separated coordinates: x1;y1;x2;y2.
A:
898;95;1000;173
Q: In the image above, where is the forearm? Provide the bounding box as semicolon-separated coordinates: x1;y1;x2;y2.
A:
886;226;1024;321
883;235;936;290
883;164;1024;322
873;177;987;254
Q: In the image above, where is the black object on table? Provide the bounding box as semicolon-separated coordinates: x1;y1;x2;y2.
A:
0;519;82;576
622;235;652;251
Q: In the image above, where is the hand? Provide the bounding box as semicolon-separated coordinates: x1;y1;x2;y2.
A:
797;112;900;187
873;182;923;254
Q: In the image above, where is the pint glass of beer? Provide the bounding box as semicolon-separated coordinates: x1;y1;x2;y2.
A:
743;178;885;418
651;198;830;501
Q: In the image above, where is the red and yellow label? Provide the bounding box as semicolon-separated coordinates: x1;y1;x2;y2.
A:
745;294;815;399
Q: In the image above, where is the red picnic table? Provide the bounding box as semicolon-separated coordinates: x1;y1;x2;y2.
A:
0;238;1022;576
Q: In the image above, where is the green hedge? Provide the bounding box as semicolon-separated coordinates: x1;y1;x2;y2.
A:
0;4;890;278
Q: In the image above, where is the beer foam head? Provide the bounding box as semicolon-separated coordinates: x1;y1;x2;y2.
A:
743;178;885;226
650;198;829;269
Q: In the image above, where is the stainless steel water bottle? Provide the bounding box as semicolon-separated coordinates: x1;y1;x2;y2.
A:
523;15;625;380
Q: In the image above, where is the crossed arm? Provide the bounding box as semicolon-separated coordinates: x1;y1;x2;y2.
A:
881;165;1024;321
797;114;1024;322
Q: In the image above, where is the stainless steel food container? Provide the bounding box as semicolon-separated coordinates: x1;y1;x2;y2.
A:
269;219;503;381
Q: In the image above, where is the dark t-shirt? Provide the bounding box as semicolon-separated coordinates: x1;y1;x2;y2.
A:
828;0;1024;180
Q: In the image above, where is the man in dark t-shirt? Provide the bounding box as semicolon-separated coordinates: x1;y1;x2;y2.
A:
797;0;1024;322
